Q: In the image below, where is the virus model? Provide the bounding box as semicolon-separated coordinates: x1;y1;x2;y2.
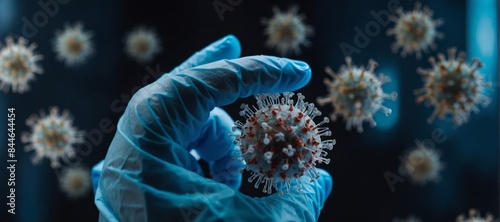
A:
399;141;443;185
392;215;422;222
415;48;491;125
262;5;313;56
316;57;397;133
53;23;94;66
21;107;85;168
456;209;494;222
232;92;335;194
387;2;444;59
124;27;161;63
59;167;91;199
0;37;43;93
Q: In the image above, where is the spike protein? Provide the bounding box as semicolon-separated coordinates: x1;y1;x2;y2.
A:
21;107;85;168
316;57;397;133
53;23;94;66
415;48;491;125
262;5;314;56
398;141;443;185
0;37;43;93
231;92;335;194
387;2;444;59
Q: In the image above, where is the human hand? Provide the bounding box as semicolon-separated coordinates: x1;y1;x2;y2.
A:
93;35;333;222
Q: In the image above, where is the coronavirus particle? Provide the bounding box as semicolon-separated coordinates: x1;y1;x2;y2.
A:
59;167;91;199
456;209;494;222
124;27;162;63
387;2;444;59
53;23;94;66
0;37;43;93
21;107;85;168
399;141;443;185
415;48;491;125
262;5;313;56
231;92;335;194
316;57;397;133
392;215;422;222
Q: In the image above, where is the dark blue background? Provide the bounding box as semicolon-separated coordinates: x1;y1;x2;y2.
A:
0;0;498;221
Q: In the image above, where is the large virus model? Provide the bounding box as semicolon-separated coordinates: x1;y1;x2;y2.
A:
456;209;494;222
21;107;85;168
262;5;313;56
399;141;443;185
316;57;397;133
232;92;335;194
387;2;444;59
59;167;91;199
0;37;43;93
53;23;94;66
415;48;491;125
124;27;161;63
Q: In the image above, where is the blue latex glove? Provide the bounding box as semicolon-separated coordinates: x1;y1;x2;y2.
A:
93;35;333;222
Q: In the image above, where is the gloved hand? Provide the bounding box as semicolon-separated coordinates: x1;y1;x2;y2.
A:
93;35;333;222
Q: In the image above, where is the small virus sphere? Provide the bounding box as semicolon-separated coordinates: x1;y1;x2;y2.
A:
0;37;43;93
399;141;443;185
316;57;397;133
124;27;161;63
53;23;94;66
392;215;422;222
21;107;85;168
262;5;314;56
415;48;491;125
232;92;335;194
456;209;494;222
59;167;91;199
387;2;444;59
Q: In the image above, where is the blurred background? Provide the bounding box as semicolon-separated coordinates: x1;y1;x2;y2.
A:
0;0;498;221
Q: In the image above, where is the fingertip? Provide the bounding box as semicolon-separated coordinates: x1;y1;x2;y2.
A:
276;58;312;92
214;34;241;60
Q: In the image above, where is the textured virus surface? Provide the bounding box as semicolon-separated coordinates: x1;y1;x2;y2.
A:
316;57;397;133
392;215;422;222
399;141;443;185
262;5;313;56
53;23;94;66
21;107;84;168
456;209;494;222
59;167;91;199
0;37;43;93
387;2;444;59
415;48;491;125
232;92;335;194
124;27;161;63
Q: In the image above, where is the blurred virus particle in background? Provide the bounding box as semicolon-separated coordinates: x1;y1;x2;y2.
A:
261;5;313;56
21;107;85;168
231;92;335;194
398;140;444;185
316;57;397;133
124;27;161;64
53;23;94;67
456;209;494;222
387;2;444;59
414;48;491;126
59;167;91;199
0;36;43;93
392;215;422;222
